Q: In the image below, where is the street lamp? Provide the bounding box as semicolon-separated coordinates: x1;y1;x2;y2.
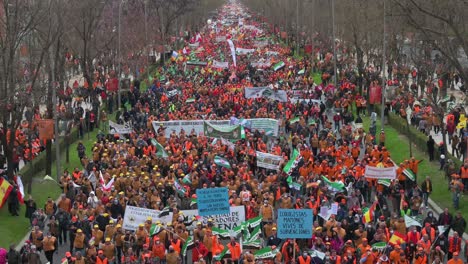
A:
117;0;126;110
381;0;387;130
331;0;338;87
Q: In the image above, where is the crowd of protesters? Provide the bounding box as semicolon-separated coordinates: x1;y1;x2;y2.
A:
1;2;468;264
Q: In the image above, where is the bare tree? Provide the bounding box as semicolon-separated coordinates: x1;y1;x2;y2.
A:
0;0;58;179
393;0;468;95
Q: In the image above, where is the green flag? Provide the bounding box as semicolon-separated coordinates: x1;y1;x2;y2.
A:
289;116;300;124
298;68;305;75
283;149;300;174
212;227;230;238
273;61;285;71
254;247;279;259
174;178;186;196
246;216;262;228
214;156;231;169
181;236;194;256
214;247;231;260
372;242;387;251
182;174;191;184
403;169;416;181
321;175;345;192
149;224;162;236
151;139;169;158
190;197;197;207
377;179;391;187
289;181;302;191
243;238;261;249
185;98;196;103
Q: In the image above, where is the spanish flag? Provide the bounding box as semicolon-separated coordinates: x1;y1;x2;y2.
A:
389;231;406;245
362;200;377;224
0;177;13;208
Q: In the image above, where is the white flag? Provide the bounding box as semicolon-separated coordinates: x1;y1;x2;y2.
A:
227;39;236;67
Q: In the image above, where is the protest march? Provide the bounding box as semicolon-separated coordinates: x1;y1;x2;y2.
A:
1;1;467;264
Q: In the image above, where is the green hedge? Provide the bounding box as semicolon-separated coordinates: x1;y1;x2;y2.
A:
381;106;462;168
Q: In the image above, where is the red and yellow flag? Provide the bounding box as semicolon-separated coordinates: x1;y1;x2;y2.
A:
389;231;406;245
363;200;378;224
0;177;13;208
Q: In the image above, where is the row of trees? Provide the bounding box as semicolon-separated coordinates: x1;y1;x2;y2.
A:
0;0;223;183
243;0;468;92
242;0;467;154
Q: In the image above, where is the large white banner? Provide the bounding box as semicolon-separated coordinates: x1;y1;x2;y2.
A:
215;36;227;42
253;40;268;48
364;166;397;180
236;48;255;55
109;120;133;134
244;87;288;102
256;151;283;170
152;118;279;137
227;39;237;67
182;206;245;230
212;60;229;69
122;206;173;231
251;61;272;68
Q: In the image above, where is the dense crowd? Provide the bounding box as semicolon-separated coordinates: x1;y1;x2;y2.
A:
1;2;468;264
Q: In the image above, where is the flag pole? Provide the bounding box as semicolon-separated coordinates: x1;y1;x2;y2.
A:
293;239;296;262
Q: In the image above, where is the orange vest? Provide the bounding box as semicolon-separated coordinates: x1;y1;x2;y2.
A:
298;256;311;264
96;257;108;264
227;243;241;260
461;167;468;179
171;240;181;254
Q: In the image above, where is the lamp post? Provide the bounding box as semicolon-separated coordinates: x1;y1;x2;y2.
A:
117;0;124;110
332;0;338;87
381;0;386;130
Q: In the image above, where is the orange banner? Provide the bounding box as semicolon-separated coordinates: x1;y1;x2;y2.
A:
36;119;55;140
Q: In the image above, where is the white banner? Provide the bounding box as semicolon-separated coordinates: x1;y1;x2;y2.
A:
290;98;321;104
256;151;283;170
189;42;200;48
109;120;133;134
153;118;279;137
251;61;271;68
227;39;237;67
265;51;279;56
244;87;288;102
122;206;173;231
236;48;255;55
364;166;397;180
253;40;268;48
212;60;229;69
182;206;245;230
215;36;227;42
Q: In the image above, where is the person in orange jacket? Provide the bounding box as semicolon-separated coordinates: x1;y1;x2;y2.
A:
447;251;463;264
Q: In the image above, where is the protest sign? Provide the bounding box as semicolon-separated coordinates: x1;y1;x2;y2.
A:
236;48;255;55
215;36;227;42
196;187;230;216
204;121;242;141
152;119;279;138
253;40;268;47
36;119;54;140
277;209;313;239
109;120;133;134
364;166;397;180
186;61;208;66
212;60;229;69
244;87;288;102
256;151;283;170
182;206;245;230
122;206;173;231
251;61;271;68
